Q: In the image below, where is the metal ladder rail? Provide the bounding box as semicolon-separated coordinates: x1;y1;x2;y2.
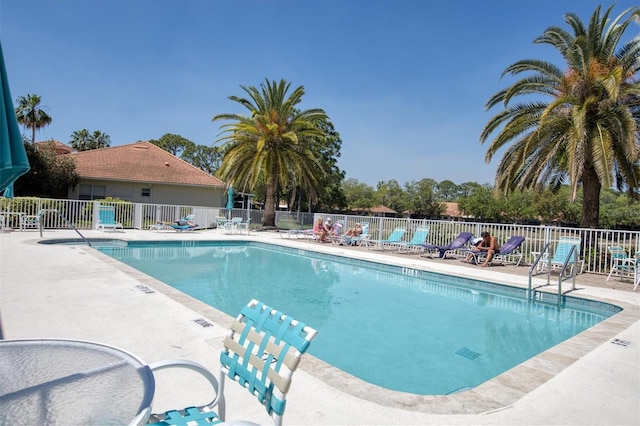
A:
528;242;551;299
556;245;578;298
38;209;92;247
528;243;578;305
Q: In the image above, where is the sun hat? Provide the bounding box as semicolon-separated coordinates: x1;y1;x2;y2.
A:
327;218;332;222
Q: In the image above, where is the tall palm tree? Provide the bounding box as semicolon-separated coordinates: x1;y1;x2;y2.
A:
69;129;91;151
481;5;640;228
15;94;52;143
213;79;329;227
91;130;111;149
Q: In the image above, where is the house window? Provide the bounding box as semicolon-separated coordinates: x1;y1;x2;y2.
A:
79;184;106;200
141;188;151;197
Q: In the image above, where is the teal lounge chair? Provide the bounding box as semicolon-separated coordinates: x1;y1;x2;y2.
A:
147;299;318;426
542;237;584;275
95;205;123;232
369;227;407;250
396;226;430;253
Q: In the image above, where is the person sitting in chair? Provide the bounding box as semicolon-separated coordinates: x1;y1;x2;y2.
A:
323;218;334;238
313;217;327;242
466;231;500;267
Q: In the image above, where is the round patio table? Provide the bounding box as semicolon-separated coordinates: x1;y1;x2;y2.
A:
0;338;155;425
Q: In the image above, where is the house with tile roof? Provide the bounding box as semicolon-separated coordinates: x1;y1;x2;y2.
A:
66;141;227;207
36;139;74;155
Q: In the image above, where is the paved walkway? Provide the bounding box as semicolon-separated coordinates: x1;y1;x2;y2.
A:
1;228;638;425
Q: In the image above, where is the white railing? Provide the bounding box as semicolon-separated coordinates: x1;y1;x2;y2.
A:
1;197;638;275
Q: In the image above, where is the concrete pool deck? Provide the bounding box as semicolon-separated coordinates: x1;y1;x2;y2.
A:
1;228;639;425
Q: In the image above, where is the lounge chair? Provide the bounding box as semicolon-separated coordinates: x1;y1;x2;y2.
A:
606;246;637;282
421;232;473;259
540;237;584;275
147;299;318;426
341;222;370;246
169;216;199;232
95;205;123;232
329;220;346;244
396;226;430;253
369;227;407;250
461;236;526;266
150;214;195;231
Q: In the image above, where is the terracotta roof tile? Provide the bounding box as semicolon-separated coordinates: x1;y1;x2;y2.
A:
443;202;461;217
35;140;74;155
370;205;397;214
68;141;225;187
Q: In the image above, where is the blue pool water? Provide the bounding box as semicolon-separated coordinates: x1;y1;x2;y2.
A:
97;241;620;395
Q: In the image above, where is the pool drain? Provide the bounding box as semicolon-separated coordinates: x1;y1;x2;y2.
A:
455;347;481;360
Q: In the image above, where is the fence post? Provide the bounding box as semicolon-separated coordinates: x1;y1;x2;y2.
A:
134;204;143;229
92;201;100;229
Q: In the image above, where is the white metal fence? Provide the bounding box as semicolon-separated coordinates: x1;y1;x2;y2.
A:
1;197;638;276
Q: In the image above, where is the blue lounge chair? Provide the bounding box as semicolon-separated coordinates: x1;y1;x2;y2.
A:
95;205;123;232
147;299;318;426
150;214;196;231
461;236;526;266
421;232;473;258
169;215;199;232
396;226;430;253
369;227;407;250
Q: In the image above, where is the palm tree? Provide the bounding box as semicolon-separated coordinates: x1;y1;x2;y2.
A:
481;5;640;228
69;129;111;151
213;79;329;227
91;130;111;149
69;129;91;151
15;94;52;143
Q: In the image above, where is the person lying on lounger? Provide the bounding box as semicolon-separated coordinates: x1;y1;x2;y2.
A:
345;223;362;237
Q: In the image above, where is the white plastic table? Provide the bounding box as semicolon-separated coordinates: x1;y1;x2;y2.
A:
0;339;155;425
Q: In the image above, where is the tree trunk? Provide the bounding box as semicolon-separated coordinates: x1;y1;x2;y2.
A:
263;181;276;227
581;165;601;228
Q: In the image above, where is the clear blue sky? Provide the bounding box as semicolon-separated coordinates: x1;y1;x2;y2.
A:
1;0;637;187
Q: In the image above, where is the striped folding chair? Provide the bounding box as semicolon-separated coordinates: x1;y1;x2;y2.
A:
148;299;318;426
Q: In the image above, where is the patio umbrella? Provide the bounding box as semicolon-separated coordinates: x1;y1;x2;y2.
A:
226;186;233;219
0;41;30;340
0;41;30;193
3;182;13;199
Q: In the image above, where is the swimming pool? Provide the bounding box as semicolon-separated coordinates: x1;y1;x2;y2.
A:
97;240;620;395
